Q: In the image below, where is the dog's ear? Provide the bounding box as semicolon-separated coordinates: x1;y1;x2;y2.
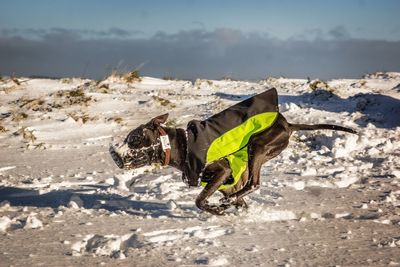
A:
150;113;169;128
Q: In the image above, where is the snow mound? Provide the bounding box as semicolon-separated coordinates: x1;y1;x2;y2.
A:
0;216;11;232
245;207;297;222
71;226;233;258
71;233;145;258
209;256;230;266
195;256;230;266
0;166;16;173
24;214;43;229
143;225;233;245
332;134;360;158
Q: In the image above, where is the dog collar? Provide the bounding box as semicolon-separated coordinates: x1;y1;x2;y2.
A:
158;127;171;166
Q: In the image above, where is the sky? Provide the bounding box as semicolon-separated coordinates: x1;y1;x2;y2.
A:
1;0;400;80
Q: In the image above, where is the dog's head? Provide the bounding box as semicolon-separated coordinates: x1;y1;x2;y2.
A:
109;113;169;170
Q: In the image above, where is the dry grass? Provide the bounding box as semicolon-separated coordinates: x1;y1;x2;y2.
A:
309;80;329;90
29;142;46;150
11;97;52;112
18;98;45;109
23;128;37;143
13;127;46;149
162;76;177;81
10;87;94;115
1;86;19;94
12;112;29;122
13;127;37;143
124;70;141;83
11;77;21;86
68;112;97;124
221;76;238;81
152;96;176;108
0;125;8;133
350;80;367;88
106;116;124;125
61;78;72;84
113;117;123;124
96;83;111;94
52;87;93;106
108;69;142;83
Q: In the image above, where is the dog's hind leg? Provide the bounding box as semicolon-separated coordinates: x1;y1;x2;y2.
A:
221;123;290;205
224;157;263;203
196;159;232;215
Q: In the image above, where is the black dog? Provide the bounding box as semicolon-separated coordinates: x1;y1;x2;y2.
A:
110;89;356;215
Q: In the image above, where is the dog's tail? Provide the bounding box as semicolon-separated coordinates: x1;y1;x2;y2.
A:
289;123;357;134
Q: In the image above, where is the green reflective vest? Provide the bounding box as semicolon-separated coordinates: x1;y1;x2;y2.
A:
203;112;278;189
183;88;279;189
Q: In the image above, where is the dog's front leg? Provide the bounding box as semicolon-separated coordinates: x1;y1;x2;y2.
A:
196;160;231;215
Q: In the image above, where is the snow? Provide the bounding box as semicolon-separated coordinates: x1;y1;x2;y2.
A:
0;166;16;172
208;256;230;266
1;73;400;266
70;225;233;258
71;233;136;258
24;214;43;229
0;216;11;232
244;208;298;222
142;225;233;244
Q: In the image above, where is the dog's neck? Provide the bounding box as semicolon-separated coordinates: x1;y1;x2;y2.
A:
162;127;187;171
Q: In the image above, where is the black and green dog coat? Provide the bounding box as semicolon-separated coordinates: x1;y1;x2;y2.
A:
183;88;279;189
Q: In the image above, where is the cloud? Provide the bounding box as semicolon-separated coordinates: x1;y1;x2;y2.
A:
328;25;351;40
0;27;143;40
191;21;206;30
0;27;399;80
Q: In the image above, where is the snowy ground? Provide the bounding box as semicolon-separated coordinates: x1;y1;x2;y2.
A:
0;72;399;266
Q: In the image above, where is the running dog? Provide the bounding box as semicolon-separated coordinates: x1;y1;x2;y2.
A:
109;88;356;215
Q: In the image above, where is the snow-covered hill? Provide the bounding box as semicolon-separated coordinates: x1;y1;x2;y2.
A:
0;73;399;266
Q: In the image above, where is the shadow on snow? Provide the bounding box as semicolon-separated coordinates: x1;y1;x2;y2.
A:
215;89;400;128
0;186;195;219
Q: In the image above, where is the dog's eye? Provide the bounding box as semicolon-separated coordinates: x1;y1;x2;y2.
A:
126;134;143;148
131;138;142;147
142;129;156;145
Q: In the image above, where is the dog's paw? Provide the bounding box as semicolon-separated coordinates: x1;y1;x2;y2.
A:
205;204;227;216
219;197;234;205
234;198;248;209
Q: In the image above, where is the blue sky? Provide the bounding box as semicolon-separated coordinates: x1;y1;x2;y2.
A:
1;0;400;79
2;0;400;40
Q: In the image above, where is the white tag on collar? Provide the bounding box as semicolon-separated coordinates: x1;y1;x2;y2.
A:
160;135;171;150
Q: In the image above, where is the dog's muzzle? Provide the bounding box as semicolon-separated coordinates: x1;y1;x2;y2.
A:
109;142;160;170
109;144;124;169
